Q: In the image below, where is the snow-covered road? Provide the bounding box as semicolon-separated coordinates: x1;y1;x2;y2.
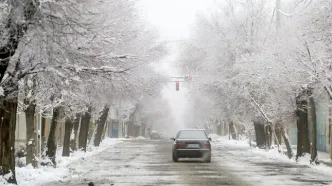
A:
26;137;332;186
43;139;249;186
213;137;332;186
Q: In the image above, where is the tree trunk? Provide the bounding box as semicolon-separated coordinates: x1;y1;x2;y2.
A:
134;125;140;137
41;116;47;155
330;125;332;160
127;121;134;137
94;105;110;147
89;123;97;146
248;130;252;147
272;123;281;152
265;124;272;149
102;121;108;140
222;121;226;136
62;118;73;157
87;121;95;143
0;100;18;184
281;127;293;159
254;122;265;148
25;102;37;168
79;107;92;152
217;123;222;135
70;114;80;151
45;106;61;167
0;2;37;183
24;74;38;168
229;121;236;140
0;114;1;170
141;123;145;137
296;99;310;159
308;96;318;164
275;123;282;145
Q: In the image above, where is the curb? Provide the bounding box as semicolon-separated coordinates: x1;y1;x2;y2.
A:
319;160;332;167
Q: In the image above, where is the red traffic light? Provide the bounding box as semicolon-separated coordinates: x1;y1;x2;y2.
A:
175;81;179;91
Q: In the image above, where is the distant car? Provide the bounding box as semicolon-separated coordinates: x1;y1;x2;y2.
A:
171;129;211;163
150;131;161;139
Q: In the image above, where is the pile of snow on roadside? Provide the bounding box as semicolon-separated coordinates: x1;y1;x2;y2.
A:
209;134;250;147
1;138;122;186
212;134;332;176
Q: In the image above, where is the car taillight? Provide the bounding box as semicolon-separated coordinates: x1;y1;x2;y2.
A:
204;141;211;149
175;142;184;148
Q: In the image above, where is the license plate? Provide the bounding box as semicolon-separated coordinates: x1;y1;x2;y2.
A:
187;144;200;148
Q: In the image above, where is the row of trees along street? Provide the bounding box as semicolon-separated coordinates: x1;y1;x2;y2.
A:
180;0;332;163
0;0;168;184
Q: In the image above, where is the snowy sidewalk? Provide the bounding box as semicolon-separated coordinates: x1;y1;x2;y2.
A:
2;138;123;186
275;144;332;167
318;151;332;166
210;135;332;186
288;145;332;166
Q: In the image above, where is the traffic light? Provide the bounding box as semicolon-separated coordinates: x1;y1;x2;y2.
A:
176;81;179;91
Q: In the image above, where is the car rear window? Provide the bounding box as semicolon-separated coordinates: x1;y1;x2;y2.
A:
177;130;207;139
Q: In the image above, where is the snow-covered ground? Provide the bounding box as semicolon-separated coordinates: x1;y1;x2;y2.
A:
136;136;146;140
210;134;332;172
1;138;123;186
3;135;332;186
210;134;332;186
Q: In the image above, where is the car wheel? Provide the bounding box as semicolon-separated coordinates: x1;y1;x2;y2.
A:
172;153;178;162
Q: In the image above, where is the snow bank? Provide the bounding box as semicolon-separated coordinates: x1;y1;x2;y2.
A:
208;133;219;139
56;138;121;168
250;144;332;175
209;134;250;147
136;136;146;139
213;135;332;176
294;153;332;175
1;138;122;186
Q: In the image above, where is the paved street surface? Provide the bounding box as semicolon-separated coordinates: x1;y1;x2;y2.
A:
45;139;332;186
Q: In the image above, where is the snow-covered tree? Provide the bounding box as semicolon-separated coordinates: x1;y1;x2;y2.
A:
177;0;332;161
0;0;167;183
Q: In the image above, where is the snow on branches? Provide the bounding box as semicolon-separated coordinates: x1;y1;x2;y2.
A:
0;0;167;115
179;0;332;128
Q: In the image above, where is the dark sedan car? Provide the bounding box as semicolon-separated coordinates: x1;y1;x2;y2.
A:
171;129;211;163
